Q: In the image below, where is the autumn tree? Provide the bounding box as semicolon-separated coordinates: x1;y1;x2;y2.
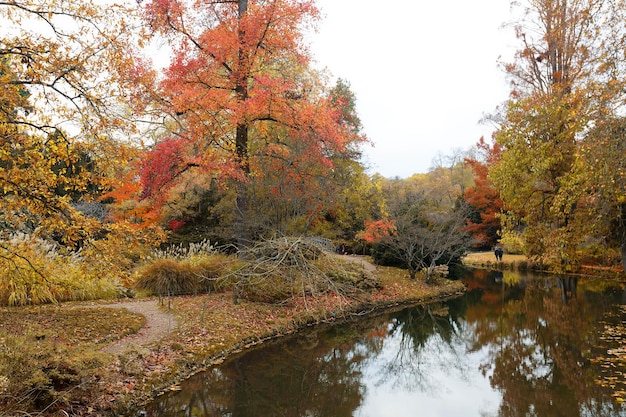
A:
142;0;365;247
139;78;372;244
490;0;626;270
430;147;475;198
0;0;147;242
328;165;387;243
246;79;379;240
578;118;626;268
362;176;473;280
0;1;167;305
464;137;503;250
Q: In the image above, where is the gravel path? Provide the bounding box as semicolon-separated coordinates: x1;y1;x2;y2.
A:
101;300;177;354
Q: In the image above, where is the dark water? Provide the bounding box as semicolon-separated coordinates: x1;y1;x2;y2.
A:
144;268;626;417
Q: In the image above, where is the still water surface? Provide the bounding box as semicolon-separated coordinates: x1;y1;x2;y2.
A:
145;268;626;416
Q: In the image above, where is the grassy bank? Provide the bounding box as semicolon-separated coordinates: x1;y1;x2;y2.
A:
0;259;465;416
463;251;531;270
463;251;625;278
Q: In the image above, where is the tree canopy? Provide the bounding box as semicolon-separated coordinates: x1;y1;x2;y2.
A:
490;0;626;271
140;0;367;246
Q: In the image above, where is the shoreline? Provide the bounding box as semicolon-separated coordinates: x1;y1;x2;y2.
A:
105;274;466;416
0;261;466;417
6;253;623;416
463;251;626;279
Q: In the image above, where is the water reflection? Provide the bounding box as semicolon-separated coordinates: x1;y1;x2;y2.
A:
145;269;626;417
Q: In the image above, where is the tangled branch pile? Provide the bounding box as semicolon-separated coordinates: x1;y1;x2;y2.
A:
232;237;380;304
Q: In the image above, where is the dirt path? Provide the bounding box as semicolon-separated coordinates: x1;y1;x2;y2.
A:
100;256;373;354
101;300;177;354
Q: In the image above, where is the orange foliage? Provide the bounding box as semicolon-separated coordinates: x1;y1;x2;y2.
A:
357;219;397;243
140;0;366;228
464;137;503;248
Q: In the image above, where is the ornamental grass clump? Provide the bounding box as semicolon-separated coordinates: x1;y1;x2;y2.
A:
136;240;238;296
151;239;216;260
135;259;202;296
0;234;119;306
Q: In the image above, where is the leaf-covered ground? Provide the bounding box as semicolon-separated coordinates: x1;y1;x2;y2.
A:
0;304;146;347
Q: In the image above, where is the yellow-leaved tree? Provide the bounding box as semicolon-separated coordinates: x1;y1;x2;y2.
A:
0;0;162;304
490;0;626;271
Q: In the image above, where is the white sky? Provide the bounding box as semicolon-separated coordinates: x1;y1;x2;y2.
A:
310;0;517;178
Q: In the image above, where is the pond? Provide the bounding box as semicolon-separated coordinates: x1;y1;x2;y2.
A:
143;268;626;417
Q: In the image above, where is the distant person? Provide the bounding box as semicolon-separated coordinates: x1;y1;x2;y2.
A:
337;244;346;255
494;247;503;262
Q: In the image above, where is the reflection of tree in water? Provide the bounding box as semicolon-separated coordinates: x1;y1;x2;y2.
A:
557;276;577;304
468;274;625;417
374;304;468;394
146;320;386;417
143;270;626;416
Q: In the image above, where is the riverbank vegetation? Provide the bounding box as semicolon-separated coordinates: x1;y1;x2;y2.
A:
463;251;626;279
0;249;464;416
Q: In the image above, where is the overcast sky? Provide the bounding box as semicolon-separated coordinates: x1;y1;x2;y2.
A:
309;0;518;178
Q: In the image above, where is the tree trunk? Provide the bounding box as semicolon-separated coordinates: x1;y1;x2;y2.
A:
618;203;626;272
620;231;626;272
235;0;250;250
235;124;249;249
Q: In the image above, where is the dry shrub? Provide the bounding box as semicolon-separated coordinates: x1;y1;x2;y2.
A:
135;259;201;296
319;258;380;291
515;260;529;271
242;236;323;264
188;253;241;291
513;259;546;272
135;251;240;296
236;274;294;303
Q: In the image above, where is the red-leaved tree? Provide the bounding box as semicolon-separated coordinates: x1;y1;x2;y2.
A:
464;137;503;249
139;137;198;202
141;0;364;246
